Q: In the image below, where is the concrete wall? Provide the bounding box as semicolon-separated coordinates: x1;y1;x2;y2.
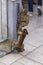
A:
8;0;22;41
8;1;17;41
0;0;7;42
2;0;7;40
0;0;2;40
0;0;22;42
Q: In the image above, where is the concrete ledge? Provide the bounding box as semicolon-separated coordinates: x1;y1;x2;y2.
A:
0;41;12;53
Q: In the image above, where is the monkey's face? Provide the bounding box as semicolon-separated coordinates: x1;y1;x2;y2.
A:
23;29;28;35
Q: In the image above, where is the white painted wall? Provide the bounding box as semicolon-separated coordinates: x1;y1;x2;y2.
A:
8;0;22;41
0;0;22;42
0;0;7;42
8;1;17;41
2;0;7;40
0;0;2;40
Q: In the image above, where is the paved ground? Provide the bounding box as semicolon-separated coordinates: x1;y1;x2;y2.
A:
0;5;43;65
